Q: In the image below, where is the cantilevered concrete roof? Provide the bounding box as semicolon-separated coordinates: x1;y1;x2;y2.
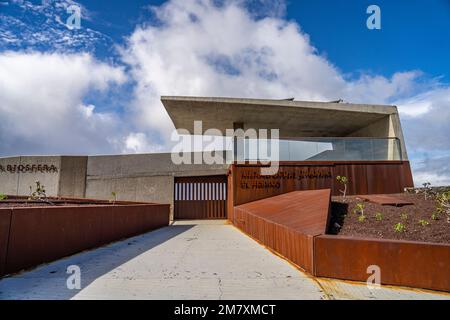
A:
161;96;399;138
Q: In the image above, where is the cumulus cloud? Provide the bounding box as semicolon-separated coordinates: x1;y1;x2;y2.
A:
121;0;425;148
397;87;450;152
412;156;450;187
0;0;449;186
0;51;126;155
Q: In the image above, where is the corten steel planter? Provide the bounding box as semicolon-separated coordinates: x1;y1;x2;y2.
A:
314;235;450;292
0;210;11;276
231;189;450;293
0;198;170;277
233;189;331;273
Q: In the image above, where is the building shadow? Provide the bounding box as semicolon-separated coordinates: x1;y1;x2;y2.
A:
0;224;195;300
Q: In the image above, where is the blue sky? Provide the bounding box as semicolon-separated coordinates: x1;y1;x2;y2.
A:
4;0;449;81
0;0;449;185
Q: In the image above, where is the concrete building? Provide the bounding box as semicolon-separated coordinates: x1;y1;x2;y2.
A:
0;96;413;219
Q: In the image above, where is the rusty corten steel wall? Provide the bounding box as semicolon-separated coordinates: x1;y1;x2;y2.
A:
227;169;234;222
314;235;450;292
231;161;414;206
233;190;331;273
0;210;11;276
2;203;169;276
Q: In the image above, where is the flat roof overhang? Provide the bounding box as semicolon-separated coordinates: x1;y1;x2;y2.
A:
161;96;398;138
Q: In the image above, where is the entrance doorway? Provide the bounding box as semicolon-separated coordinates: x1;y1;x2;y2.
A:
174;175;227;220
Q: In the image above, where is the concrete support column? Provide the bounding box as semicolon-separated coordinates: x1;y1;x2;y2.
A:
233;122;244;161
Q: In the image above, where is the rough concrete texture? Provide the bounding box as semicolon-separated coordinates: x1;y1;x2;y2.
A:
0;156;89;198
0;221;448;300
58;156;88;198
161;96;403;141
0;156;21;195
86;153;228;213
0;156;61;196
0;153;228;209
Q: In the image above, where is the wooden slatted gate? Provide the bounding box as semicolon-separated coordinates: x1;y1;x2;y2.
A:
174;176;227;220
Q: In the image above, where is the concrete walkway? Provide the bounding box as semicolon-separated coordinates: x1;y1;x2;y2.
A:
0;220;448;300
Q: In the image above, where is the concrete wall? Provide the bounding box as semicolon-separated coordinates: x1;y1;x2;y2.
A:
346;114;408;160
0;156;64;197
0;153;228;219
85;153;229;218
58;156;88;198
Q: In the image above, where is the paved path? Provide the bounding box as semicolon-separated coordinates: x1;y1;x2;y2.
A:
0;220;448;300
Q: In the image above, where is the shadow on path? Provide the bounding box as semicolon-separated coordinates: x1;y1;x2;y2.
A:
0;225;194;300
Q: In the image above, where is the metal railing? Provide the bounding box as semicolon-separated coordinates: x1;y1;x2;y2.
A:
235;137;402;161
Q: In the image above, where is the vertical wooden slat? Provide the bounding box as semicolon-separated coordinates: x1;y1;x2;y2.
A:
174;176;227;220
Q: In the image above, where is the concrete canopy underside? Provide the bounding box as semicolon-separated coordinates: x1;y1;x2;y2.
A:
161;96;398;138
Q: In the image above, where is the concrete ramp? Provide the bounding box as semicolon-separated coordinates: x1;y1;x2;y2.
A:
233;189;331;272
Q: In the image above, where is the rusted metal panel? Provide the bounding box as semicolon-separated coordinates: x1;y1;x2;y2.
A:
314;235;450;292
0;209;12;277
4;203;169;276
174;176;227;220
227;169;235;223
233;190;331;273
232;161;414;206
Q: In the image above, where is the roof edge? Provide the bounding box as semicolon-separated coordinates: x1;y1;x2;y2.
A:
161;96;398;114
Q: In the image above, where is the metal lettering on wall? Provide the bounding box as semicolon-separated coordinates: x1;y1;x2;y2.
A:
239;168;333;190
0;164;59;174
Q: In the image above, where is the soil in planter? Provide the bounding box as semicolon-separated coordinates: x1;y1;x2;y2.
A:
329;193;450;244
0;202;106;208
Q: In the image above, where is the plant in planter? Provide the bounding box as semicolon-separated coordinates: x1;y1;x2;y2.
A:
353;203;366;222
29;181;46;200
28;181;54;205
400;213;409;221
418;219;430;227
0;193;7;201
394;222;406;233
110;191;118;204
422;182;431;200
431;211;440;221
435;191;450;223
375;212;383;221
336;175;349;201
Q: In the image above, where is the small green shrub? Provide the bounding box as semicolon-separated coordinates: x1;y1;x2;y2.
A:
418;219;429;226
422;182;431;200
431;212;440;221
0;194;7;201
435;191;450;223
394;223;406;233
375;212;383;221
353;203;365;214
358;215;366;222
336;175;349;201
110;191;117;204
400;213;408;221
28;181;47;200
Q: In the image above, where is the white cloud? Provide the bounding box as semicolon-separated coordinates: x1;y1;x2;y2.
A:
411;156;450;187
122;132;167;154
397;87;450;153
0;51;126;155
0;0;449;188
120;0;429;150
